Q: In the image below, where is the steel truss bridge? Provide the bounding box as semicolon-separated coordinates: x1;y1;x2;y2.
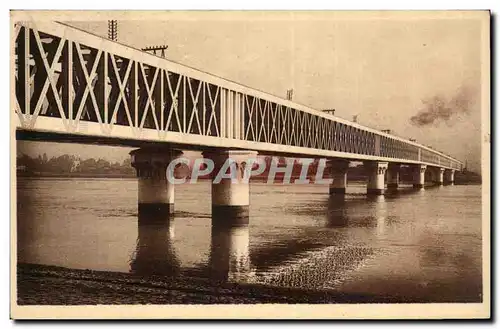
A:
13;20;462;171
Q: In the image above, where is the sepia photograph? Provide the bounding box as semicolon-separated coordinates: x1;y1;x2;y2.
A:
10;10;490;319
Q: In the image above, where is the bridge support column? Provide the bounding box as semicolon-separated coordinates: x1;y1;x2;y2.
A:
203;150;258;226
431;167;445;185
130;148;183;220
387;163;400;189
328;159;349;195
444;169;455;185
365;161;388;195
412;164;427;189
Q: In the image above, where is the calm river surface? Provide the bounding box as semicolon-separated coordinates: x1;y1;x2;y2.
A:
17;178;482;302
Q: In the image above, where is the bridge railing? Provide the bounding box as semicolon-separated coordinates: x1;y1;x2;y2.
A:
13;20;462;171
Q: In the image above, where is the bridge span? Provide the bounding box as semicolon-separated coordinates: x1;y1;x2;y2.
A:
13;20;462;225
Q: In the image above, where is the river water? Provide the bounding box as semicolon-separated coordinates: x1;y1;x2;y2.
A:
16;177;483;302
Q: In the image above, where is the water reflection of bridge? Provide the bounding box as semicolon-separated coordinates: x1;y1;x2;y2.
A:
129;187;428;283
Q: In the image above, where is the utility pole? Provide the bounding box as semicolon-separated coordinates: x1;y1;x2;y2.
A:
142;45;169;58
108;20;118;41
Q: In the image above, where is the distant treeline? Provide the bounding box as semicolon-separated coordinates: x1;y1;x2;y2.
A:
16;153;364;181
16;153;136;178
16;153;481;184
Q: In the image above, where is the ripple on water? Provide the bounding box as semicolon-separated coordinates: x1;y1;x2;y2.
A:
249;245;376;291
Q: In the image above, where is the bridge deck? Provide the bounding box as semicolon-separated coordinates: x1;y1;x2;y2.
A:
12;19;462;170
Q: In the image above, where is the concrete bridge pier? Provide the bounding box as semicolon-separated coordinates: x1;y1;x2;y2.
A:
386;163;401;189
444;169;456;185
130;148;183;220
430;167;445;185
412;164;427;189
328;159;350;195
365;161;388;195
203;150;258;226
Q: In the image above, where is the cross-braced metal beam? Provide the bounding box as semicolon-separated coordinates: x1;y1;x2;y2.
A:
13;21;463;171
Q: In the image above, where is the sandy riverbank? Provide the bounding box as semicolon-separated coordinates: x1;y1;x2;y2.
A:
16;263;400;305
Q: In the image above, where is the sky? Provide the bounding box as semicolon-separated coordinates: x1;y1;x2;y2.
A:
17;11;487;172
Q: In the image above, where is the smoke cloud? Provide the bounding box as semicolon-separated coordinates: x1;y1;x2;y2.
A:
410;86;476;127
